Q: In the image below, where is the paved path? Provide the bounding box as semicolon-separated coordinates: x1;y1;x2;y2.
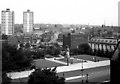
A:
45;58;67;65
55;60;110;73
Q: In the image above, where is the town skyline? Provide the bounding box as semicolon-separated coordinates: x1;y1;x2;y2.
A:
0;0;119;26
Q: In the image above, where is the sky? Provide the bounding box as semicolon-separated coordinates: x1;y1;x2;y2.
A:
0;0;119;26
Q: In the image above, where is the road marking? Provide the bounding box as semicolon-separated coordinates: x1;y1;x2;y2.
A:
65;75;86;81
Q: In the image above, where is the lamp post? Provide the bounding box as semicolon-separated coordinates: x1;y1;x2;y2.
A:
86;74;89;83
81;59;84;82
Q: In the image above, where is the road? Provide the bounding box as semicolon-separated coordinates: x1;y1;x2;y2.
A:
10;65;110;84
57;65;110;83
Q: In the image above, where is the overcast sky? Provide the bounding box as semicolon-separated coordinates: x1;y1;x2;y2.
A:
0;0;119;26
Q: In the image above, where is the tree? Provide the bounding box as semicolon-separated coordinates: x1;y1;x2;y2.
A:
107;31;113;37
25;42;31;49
2;44;33;72
16;49;33;70
2;44;18;71
53;48;61;56
2;34;8;40
97;29;101;37
78;43;92;54
52;43;62;50
45;46;61;56
35;49;45;59
28;67;65;84
70;48;79;55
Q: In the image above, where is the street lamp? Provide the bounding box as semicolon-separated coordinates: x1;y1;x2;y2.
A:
86;74;89;83
81;59;84;82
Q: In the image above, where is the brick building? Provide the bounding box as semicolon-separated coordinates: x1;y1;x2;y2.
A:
63;33;88;49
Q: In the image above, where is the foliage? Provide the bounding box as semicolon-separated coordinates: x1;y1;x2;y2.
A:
25;42;31;48
2;44;33;72
70;48;79;55
28;67;65;84
2;34;8;40
34;49;45;59
89;48;114;58
45;46;61;56
78;43;92;54
70;43;113;58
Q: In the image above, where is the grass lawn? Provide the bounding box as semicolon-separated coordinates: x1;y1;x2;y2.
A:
34;59;65;68
10;59;66;83
73;55;109;62
57;58;86;64
56;54;109;63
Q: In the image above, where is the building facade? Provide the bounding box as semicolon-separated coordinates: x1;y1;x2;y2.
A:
63;33;88;49
23;10;34;33
1;9;14;35
89;38;118;52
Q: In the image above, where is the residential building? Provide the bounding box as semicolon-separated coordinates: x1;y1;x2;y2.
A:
1;9;14;35
23;10;34;33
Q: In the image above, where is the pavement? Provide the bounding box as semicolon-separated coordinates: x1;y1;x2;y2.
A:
7;56;110;83
45;57;110;73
